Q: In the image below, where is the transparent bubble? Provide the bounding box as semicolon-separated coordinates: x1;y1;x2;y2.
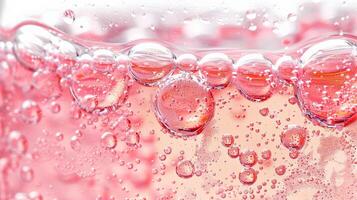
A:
221;135;234;147
70;63;128;113
8;131;28;155
32;69;62;99
296;38;357;127
239;150;258;167
153;73;215;137
176;53;198;72
176;160;194;178
235;54;274;101
63;9;76;24
91;49;117;72
101;132;117;149
275;55;299;85
280;125;307;151
128;42;175;86
19;100;42;124
13;25;53;70
198;53;233;89
20;165;34;182
125;131;140;146
239;168;257;185
227;146;240;158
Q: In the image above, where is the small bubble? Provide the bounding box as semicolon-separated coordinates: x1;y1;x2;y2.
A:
63;9;76;24
222;135;234;147
70;135;81;151
228;146;240;158
125;131;140;146
275;165;286;176
287;13;297;22
239;150;258;167
259;108;269;117
239;168;257;185
261;150;271;160
101;132;117;149
19;100;42;124
8;131;28;155
280;125;307;151
55;132;64;141
20;166;34;182
176;160;195;178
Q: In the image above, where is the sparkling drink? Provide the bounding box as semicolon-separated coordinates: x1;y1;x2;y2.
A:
0;1;356;200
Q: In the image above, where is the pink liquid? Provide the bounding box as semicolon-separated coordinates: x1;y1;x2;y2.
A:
0;6;356;200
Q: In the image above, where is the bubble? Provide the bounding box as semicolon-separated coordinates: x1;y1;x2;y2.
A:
55;132;64;141
227;146;240;158
280;125;307;151
125;131;140;146
275;55;298;84
176;53;198;72
70;135;81;151
91;49;117;72
19;100;42;124
239;168;257;185
287;13;297;22
198;53;233;89
20;166;34;182
239;150;258;167
296;38;357;127
63;9;76;24
128;42;175;86
176;160;194;178
70;63;128;112
235;54;274;101
13;25;52;70
50;102;61;113
112;116;131;132
261;150;271;160
32;69;62;99
275;165;286;176
259;107;269;116
8;131;28;155
101;132;117;149
153;74;215;137
221;135;234;147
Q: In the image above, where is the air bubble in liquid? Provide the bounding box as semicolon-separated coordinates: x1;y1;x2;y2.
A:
239;150;258;167
239;168;257;185
227;146;240;158
235;54;274;101
153;74;215;137
13;25;53;71
18;100;42;124
221;135;234;147
101;132;117;149
198;53;233;89
32;69;62;99
20;166;34;182
91;49;117;72
280;125;307;151
296;38;357;127
8;131;28;155
176;160;195;178
63;9;76;24
176;53;198;72
128;42;175;86
275;55;298;84
70;63;128;112
125;131;140;146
